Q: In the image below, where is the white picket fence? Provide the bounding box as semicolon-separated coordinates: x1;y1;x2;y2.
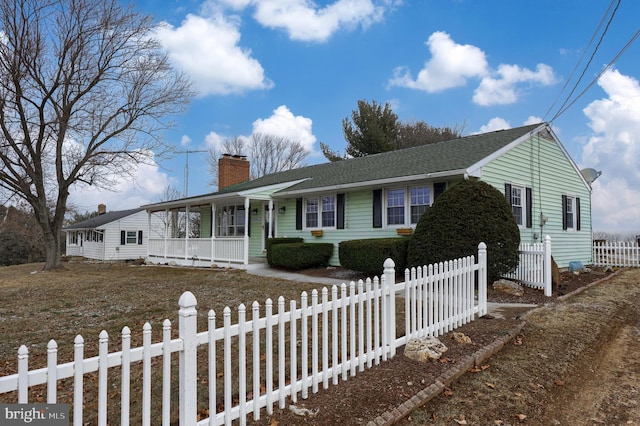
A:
593;240;640;267
502;235;552;297
0;243;487;426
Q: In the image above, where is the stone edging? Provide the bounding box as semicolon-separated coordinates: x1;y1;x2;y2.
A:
367;268;625;426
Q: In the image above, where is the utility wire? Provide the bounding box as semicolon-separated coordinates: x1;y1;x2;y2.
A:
547;0;621;123
542;0;618;121
550;26;640;123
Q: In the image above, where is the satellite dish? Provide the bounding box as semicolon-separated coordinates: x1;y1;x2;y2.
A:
581;168;602;184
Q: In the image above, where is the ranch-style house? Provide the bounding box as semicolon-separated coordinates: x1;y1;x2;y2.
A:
142;123;594;269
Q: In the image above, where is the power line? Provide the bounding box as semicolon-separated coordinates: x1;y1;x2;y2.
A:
543;0;619;121
550;26;640;123
546;0;621;123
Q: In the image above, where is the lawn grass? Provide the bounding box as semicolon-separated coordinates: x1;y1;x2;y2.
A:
0;261;394;424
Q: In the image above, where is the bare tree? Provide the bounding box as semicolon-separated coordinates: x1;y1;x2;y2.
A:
207;136;246;187
208;133;307;188
248;133;307;179
0;0;194;269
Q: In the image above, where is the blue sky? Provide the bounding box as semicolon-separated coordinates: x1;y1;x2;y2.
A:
68;0;640;234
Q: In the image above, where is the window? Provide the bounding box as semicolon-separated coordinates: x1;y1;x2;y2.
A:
387;189;405;225
511;186;523;226
562;195;580;231
505;183;532;228
305;196;336;228
410;186;430;224
385;185;431;226
126;231;137;244
216;205;246;237
69;232;78;245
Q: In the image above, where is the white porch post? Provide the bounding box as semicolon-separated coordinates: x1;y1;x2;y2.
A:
184;205;190;261
244;197;250;264
268;199;274;238
146;211;151;262
164;209;169;261
211;203;216;262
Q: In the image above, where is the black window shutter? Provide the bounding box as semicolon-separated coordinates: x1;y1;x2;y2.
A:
247;210;251;237
504;183;512;205
562;195;568;230
295;198;303;230
120;230;126;245
576;197;581;231
137;230;143;245
337;193;345;229
373;189;382;228
526;187;533;228
433;182;446;201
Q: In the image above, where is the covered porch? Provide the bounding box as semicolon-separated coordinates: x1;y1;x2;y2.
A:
144;192;279;267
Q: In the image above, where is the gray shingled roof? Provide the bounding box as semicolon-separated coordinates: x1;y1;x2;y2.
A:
217;123;542;195
64;208;143;230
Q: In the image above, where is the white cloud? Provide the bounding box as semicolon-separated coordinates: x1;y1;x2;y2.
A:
581;68;640;233
473;63;557;106
477;117;511;133
180;135;192;146
221;0;389;42
252;105;316;152
68;160;174;213
590;178;640;234
389;32;557;106
203;105;316;154
204;131;228;152
389;31;488;92
524;115;543;125
154;14;273;96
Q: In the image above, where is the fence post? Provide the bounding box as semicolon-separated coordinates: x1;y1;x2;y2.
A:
477;243;487;316
179;291;198;426
543;235;552;297
383;258;396;357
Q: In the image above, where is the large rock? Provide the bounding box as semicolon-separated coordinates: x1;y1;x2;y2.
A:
404;336;448;362
492;279;524;297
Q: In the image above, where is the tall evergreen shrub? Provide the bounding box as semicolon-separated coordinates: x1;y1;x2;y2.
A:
407;180;520;282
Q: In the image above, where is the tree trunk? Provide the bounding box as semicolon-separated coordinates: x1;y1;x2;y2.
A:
44;230;62;271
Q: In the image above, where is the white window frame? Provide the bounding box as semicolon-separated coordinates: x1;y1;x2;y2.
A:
68;231;78;245
125;230;137;245
385;185;431;227
510;185;525;227
565;195;576;230
304;195;336;229
216;205;246;237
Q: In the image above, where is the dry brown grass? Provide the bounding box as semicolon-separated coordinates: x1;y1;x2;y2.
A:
0;261;324;423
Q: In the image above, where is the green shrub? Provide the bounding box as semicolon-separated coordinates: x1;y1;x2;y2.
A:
266;237;303;266
407;180;520;283
270;243;334;270
339;238;410;276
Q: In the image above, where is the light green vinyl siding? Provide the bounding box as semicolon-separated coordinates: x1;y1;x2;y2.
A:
275;190;424;266
200;206;212;237
481;134;592;268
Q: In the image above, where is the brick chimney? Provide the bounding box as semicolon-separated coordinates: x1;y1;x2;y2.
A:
97;204;106;215
218;154;250;190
